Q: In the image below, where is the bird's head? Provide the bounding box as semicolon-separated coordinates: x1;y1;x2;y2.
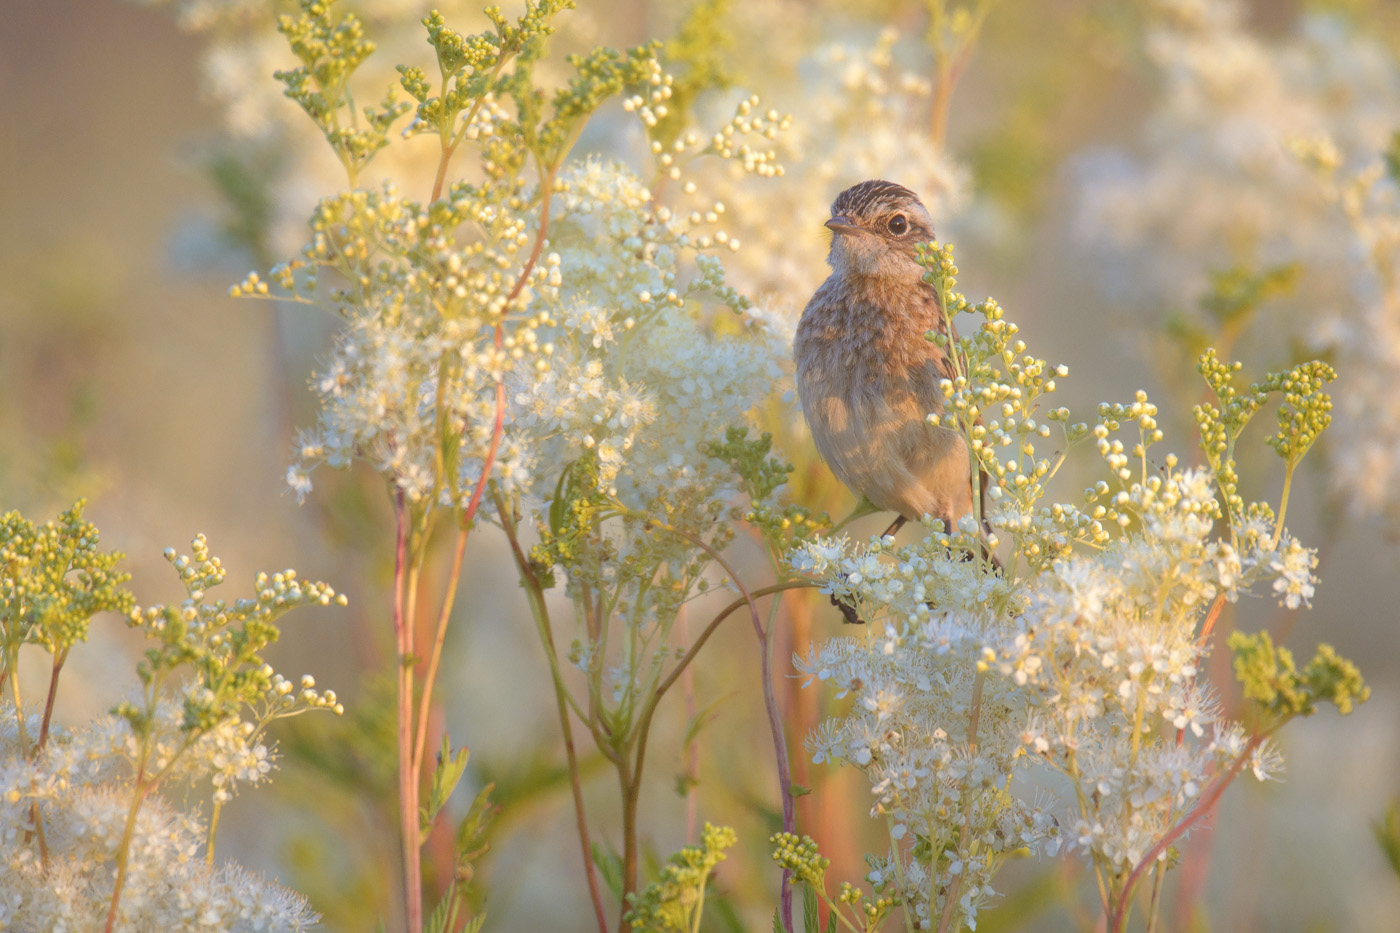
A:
824;180;935;283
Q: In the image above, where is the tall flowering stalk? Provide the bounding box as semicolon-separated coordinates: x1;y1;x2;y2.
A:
238;2;808;930
785;242;1368;932
0;504;345;931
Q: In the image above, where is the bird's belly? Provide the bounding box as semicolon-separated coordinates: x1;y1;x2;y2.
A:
799;372;973;526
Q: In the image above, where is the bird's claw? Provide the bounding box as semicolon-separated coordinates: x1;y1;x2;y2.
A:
830;593;864;625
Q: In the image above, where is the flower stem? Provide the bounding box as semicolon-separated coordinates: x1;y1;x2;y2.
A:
643;520;796;931
105;761;153;933
205;799;224;867
1107;731;1269;933
392;493;424;933
935;669;986;933
37;650;65;754
494;492;611;933
411;523;469;799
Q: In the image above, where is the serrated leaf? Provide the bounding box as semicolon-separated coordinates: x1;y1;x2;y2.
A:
802;884;819;933
772;906;786;933
424;888;460;933
456;781;498;857
421;733;470;836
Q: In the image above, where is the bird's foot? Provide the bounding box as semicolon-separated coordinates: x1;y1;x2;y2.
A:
830;593;864;625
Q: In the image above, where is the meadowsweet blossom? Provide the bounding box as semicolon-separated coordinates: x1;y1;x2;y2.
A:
0;701;319;932
790;258;1344;925
1071;0;1400;527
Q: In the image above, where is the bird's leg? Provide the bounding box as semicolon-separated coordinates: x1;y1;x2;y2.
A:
830;495;884;534
879;515;907;539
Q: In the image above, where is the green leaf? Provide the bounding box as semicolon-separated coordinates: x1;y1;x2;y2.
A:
421;733;471;836
681;692;734;753
1374;799;1400;880
772;906;787;933
455;781;498;857
424;888;460;933
802;884;820;933
593;840;626;902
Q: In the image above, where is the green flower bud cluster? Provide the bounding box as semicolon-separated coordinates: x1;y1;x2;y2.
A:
533;44;661;160
624;823;736;933
0;500;133;664
769;832;898;932
838;880;898;927
770;832;830;887
701;426;826;550
120;534;347;741
1195;348;1334;534
1263;359;1335;466
400;3;573;145
275;0;410;184
1230;630;1369;721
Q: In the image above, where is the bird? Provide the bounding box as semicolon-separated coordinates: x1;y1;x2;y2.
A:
794;180;989;619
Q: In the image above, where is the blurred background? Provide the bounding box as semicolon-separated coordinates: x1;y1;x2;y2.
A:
2;0;1399;930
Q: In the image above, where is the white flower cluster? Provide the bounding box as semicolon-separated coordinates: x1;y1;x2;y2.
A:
789;302;1323;924
1297;154;1400;527
0;696;317;932
793;530;1057;931
278;151;789;514
1073;0;1400;307
1071;0;1400;524
509;158;791;668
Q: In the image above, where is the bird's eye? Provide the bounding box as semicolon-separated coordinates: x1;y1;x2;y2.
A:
887;214;908;235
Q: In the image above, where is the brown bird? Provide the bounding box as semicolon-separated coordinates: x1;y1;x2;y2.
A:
795;180;985;563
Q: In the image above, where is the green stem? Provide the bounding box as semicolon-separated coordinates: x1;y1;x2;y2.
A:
105;751;153;933
392;493;424;933
1270;461;1295;551
7;644;29;755
1145;861;1165;933
206;800;224;867
494;492;611;933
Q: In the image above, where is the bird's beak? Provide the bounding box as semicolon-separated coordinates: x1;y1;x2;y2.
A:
825;215;861;235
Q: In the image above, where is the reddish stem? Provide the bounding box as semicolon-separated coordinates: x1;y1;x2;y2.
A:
412;525;469;790
37;650;65;754
1195;594;1228;650
1107;732;1268;933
